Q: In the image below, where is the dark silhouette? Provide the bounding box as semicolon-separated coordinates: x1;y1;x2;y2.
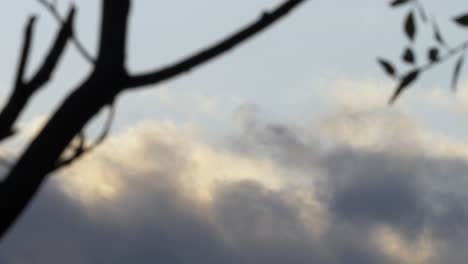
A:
380;0;468;103
0;0;306;240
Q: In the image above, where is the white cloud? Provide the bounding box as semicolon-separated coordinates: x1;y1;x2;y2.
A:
152;86;241;118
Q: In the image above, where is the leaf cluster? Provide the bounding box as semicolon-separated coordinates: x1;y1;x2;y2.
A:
379;0;468;104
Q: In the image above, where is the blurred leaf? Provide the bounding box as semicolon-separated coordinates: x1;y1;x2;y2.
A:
432;21;446;46
390;0;411;7
452;55;465;91
454;14;468;27
402;47;416;64
428;47;439;62
405;12;417;41
389;70;419;104
416;5;427;23
377;58;397;77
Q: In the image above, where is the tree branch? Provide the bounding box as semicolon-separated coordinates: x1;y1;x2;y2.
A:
0;17;36;141
28;7;75;90
14;17;36;91
0;0;305;241
96;0;130;71
37;0;95;64
53;103;115;170
0;1;127;240
0;8;74;141
124;0;306;88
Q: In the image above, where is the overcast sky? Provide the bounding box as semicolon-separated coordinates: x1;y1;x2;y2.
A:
2;1;468;263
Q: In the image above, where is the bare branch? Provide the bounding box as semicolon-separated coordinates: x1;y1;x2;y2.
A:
28;7;76;90
124;0;306;88
0;0;306;241
37;0;95;64
0;17;36;141
14;16;36;90
53;103;115;170
96;0;130;70
91;101;115;147
53;132;84;169
0;7;75;142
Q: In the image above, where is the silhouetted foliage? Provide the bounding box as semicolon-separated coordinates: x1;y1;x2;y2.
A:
0;0;306;241
379;0;468;102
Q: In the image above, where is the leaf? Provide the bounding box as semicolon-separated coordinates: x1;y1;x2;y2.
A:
416;5;427;23
405;12;417;41
452;55;465;91
389;70;419;104
390;0;411;7
454;13;468;27
377;58;397;77
432;21;446;46
428;47;439;62
402;47;416;64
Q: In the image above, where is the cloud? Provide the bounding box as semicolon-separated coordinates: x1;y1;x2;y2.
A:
151;86;241;119
2;80;468;263
425;80;468;114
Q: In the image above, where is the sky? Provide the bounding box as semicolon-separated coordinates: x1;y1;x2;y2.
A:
2;0;468;263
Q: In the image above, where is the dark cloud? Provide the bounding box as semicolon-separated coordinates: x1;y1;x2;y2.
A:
213;181;321;264
229;108;468;262
1;177;235;264
326;148;427;236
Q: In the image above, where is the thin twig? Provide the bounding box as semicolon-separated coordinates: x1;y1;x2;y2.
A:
37;0;95;64
398;38;468;79
124;0;307;88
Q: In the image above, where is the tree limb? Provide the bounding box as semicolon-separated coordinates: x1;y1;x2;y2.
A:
0;0;305;241
0;1;127;240
0;8;74;142
53;102;115;170
96;0;130;71
124;0;306;88
37;0;95;64
14;17;36;91
28;7;75;90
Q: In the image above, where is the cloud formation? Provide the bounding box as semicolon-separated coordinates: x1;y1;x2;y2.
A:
2;81;468;263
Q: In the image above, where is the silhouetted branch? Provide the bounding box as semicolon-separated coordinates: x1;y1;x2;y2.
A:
38;0;95;64
96;0;130;70
14;17;36;91
0;17;36;141
53;103;115;170
53;132;84;169
91;102;115;147
28;7;75;90
0;0;305;241
124;0;306;88
38;0;112;169
0;8;75;142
